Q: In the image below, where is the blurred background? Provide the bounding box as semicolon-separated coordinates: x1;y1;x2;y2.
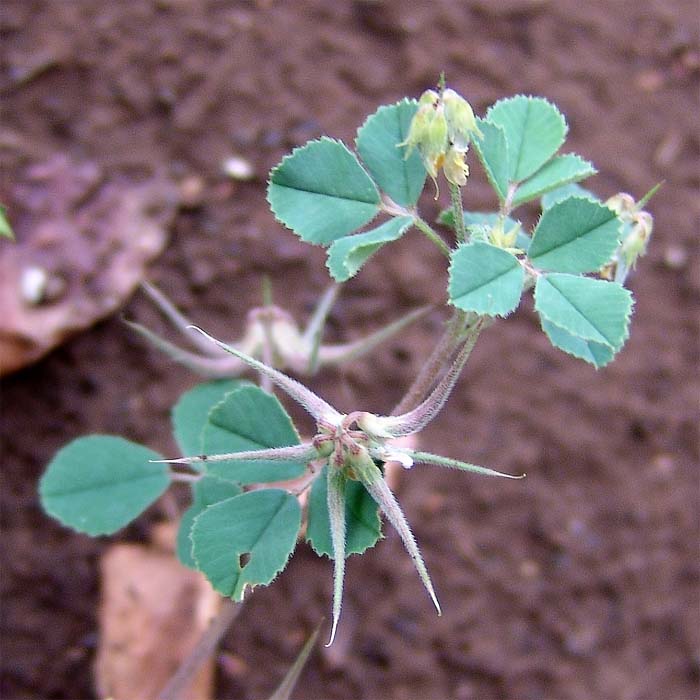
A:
1;1;698;698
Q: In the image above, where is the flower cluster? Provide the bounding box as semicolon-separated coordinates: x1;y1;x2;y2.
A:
399;87;482;187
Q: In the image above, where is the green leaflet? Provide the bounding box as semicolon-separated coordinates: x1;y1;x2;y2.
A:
201;385;306;484
356;99;427;207
472;118;510;201
528;196;621;273
268;137;380;245
326;215;414;282
306;464;382;558
171;379;249;458
40;436;169;536
541;182;600;209
540;318;616;368
191;489;301;600
486;95;567;182
176;475;242;569
512;154;596;207
535;273;633;350
448;242;524;317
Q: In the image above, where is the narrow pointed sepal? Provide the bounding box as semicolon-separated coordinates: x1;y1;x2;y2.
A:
408;451;525;479
123;318;246;377
151;442;319;466
326;467;347;646
187;326;342;424
353;452;441;616
318;306;430;367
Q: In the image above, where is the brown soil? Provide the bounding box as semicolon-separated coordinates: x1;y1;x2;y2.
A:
1;1;698;699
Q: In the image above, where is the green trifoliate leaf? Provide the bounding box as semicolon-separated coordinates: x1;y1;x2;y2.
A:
541;182;600;209
326;215;413;282
40;436;169;536
176;476;242;569
268;137;380;245
486;95;567;182
172;379;249;457
448;242;524;317
535;273;633;350
306;464;382;558
201;385;306;484
511;154;596;207
529;197;621;273
0;205;14;240
191;489;301;600
472;118;509;201
356;99;427;207
540;318;616;368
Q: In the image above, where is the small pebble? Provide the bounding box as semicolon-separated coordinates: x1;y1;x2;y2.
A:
19;266;65;305
663;245;688;269
178;175;205;209
222;155;255;181
20;266;49;305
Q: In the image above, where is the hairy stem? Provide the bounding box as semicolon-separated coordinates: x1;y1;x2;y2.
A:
449;182;466;244
414;217;452;257
391;309;465;415
386;316;484;437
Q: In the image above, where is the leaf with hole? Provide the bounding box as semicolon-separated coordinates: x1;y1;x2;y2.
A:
535;273;633;350
191;488;301;600
356;99;427;207
176;475;242;569
485;95;568;182
326;215;414;282
201;385;307;484
40;436;169;536
528;196;621;273
449;242;524;316
268;137;380;245
306;464;382;558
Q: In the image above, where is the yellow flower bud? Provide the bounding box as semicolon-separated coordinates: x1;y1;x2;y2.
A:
606;192;636;217
398;102;435;159
442;88;483;149
621;211;653;269
442;145;469;187
420;105;448;176
418;89;439;108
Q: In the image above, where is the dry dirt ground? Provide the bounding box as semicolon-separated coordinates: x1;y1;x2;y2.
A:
1;1;698;699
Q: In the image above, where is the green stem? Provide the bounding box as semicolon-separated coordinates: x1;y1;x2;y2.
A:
391;309;465;415
449;183;466;244
499;183;518;220
414;217;451;258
